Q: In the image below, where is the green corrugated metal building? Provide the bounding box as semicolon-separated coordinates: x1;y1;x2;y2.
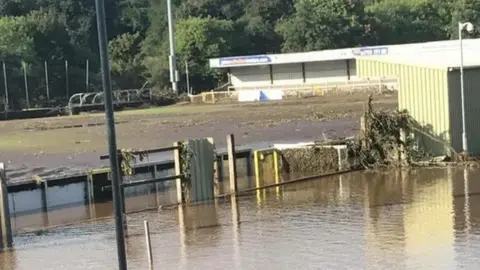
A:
357;54;480;156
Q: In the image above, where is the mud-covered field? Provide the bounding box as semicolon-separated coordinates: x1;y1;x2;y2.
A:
0;92;397;181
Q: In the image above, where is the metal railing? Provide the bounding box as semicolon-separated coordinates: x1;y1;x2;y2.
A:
227;77;398;92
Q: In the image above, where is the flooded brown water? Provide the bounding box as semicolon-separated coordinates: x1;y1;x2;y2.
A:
2;167;480;269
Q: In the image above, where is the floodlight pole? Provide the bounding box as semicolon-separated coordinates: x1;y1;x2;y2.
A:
458;22;473;153
95;0;127;269
167;0;178;93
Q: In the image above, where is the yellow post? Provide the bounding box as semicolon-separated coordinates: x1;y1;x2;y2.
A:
273;150;280;185
173;141;183;204
273;150;281;197
254;151;261;188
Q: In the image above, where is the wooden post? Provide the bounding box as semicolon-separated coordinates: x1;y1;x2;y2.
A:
144;220;153;269
174;142;183;204
0;163;13;250
227;134;238;193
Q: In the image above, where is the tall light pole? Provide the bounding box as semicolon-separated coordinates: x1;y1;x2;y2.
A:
167;0;178;93
459;21;474;153
95;0;127;269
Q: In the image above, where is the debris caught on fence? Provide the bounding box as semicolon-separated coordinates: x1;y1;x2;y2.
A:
347;95;432;169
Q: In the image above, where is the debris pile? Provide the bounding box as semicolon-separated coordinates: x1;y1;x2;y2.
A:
281;147;339;177
347;95;431;169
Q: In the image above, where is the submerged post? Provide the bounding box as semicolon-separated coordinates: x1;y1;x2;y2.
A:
227;134;238;193
0;163;13;250
95;0;127;269
273;150;280;185
173;142;183;204
144;220;153;269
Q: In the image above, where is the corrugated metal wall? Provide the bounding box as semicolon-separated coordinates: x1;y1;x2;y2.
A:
230;65;271;86
357;58;450;155
447;68;480;155
187;138;215;202
272;63;303;85
349;60;357;78
304;60;349;83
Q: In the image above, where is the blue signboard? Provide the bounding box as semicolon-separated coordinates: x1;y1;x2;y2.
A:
219;55;272;66
352;47;388;56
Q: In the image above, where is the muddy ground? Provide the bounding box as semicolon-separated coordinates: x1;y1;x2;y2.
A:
0;92;397;182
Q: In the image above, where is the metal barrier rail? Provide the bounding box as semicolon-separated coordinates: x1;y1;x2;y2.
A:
227;78;398;92
253;148;281;189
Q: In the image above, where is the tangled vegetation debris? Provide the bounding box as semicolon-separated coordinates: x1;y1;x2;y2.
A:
347;95;434;169
179;141;194;202
282;147;339;177
119;148;149;176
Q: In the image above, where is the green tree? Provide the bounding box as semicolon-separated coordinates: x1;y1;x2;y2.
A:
276;0;369;52
0;16;35;60
367;0;450;44
450;0;480;38
238;0;294;54
0;15;36;107
144;16;235;92
109;32;146;89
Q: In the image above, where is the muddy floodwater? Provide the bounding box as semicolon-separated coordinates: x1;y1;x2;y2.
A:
1;167;480;269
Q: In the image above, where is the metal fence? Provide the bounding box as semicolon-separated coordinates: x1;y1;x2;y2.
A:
190;78;398;104
0;59;107;110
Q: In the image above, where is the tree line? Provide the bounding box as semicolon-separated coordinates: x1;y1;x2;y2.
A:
0;0;478;109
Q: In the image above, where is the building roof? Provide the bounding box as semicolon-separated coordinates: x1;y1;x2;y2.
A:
209;38;480;69
360;39;480;70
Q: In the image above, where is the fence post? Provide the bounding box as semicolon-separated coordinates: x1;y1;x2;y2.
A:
253;151;262;188
22;61;29;109
117;154;127;235
227;134;238;193
0;162;13;250
65;60;69;99
44;61;50;104
144;220;153;269
2;62;8;112
273;150;280;185
174;142;184;204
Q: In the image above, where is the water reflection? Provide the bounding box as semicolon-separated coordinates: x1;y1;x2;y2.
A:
2;167;480;269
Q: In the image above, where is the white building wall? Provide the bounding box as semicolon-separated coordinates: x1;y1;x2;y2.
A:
272;64;303;85
304;60;349;83
230;65;270;86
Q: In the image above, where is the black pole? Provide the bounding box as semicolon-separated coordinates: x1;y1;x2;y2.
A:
94;0;127;269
